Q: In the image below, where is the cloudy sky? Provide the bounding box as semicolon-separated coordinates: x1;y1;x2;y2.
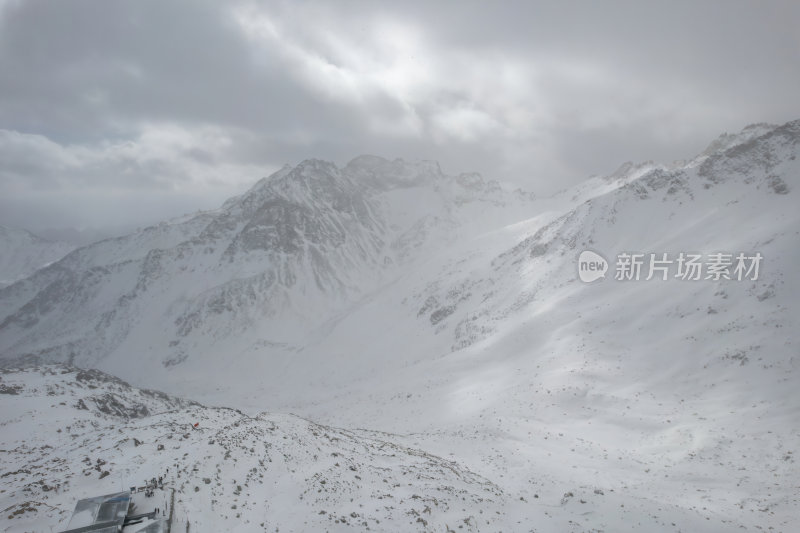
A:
1;0;798;238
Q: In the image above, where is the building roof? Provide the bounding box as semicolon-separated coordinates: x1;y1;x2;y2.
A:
61;491;131;533
131;519;168;533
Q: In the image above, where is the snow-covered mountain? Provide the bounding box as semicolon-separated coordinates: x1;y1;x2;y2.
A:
0;156;531;374
0;226;74;288
1;120;799;531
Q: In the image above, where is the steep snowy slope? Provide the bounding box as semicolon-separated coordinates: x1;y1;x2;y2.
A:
146;120;797;531
1;121;798;532
0;157;531;374
0;226;74;288
265;120;798;532
0;366;519;532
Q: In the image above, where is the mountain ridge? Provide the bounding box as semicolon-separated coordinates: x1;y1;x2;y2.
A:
0;155;535;371
0;225;75;289
1;120;799;531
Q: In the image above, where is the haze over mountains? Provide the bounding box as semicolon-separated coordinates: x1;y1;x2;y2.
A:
0;155;535;382
1;120;798;532
0;225;74;288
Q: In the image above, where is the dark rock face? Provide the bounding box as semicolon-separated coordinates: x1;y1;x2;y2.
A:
699;119;800;184
0;383;22;394
89;392;150;419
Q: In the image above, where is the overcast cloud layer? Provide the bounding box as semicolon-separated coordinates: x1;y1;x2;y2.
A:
1;0;798;236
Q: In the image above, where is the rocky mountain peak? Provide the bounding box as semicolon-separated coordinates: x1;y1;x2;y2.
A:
344;155;444;189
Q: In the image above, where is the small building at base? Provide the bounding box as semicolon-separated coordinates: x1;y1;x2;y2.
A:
59;491;168;533
60;492;130;532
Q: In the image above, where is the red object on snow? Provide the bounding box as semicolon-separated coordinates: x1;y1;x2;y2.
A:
193;422;199;428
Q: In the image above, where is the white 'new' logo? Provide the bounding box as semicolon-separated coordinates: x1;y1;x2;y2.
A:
578;250;608;283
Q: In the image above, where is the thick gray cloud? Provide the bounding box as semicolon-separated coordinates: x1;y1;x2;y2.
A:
0;0;798;235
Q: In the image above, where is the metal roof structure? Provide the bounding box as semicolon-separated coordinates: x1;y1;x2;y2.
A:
60;491;131;533
131;519;168;533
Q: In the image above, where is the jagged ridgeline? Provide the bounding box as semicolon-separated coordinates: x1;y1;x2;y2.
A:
0;155;533;371
1;120;799;532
